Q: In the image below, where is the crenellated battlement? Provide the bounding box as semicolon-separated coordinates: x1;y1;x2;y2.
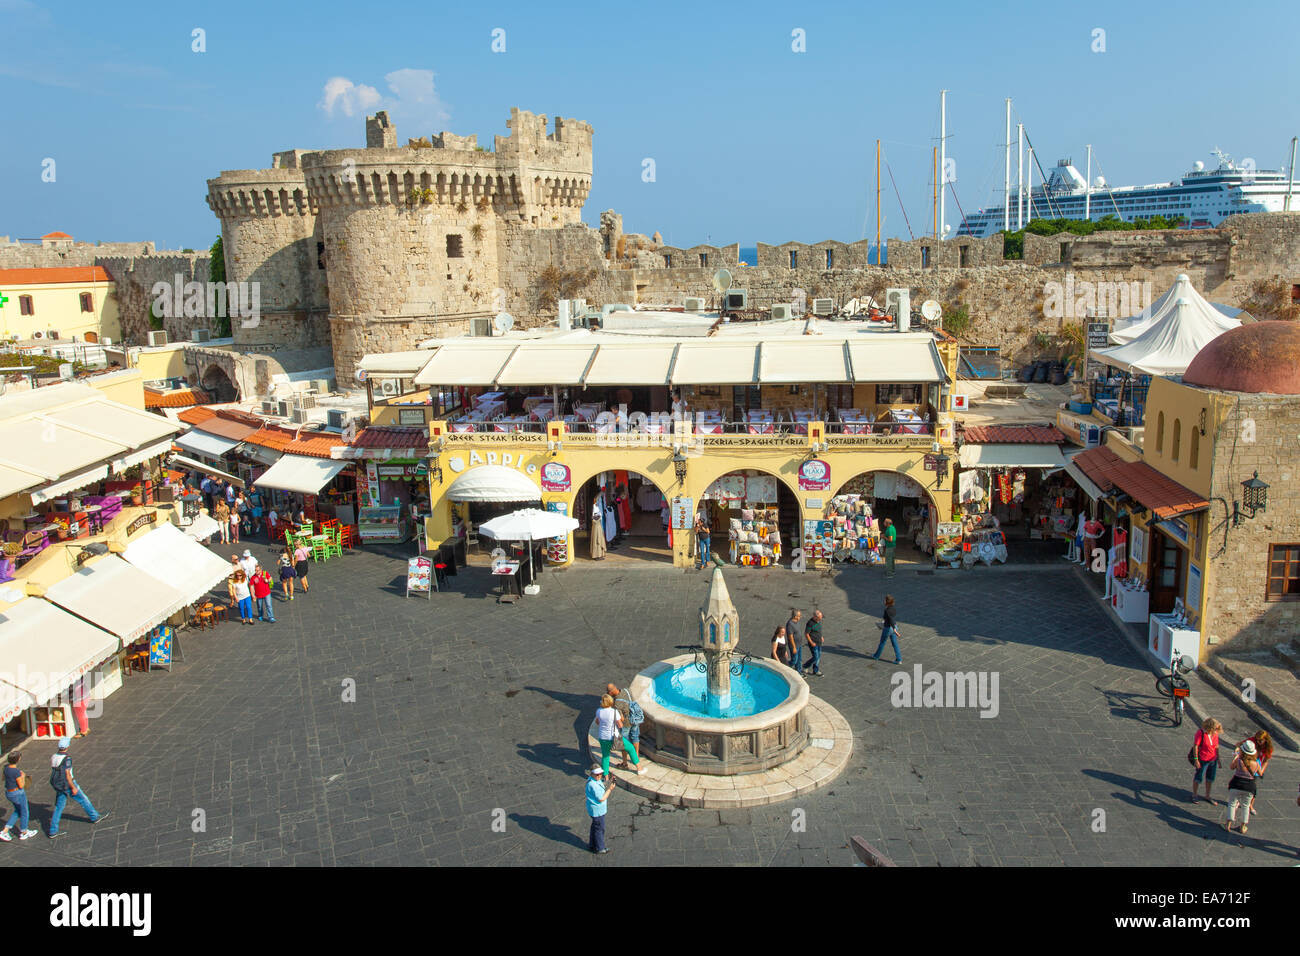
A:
206;168;315;220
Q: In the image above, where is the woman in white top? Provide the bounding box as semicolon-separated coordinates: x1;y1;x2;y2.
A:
230;570;254;625
596;694;621;777
771;626;790;665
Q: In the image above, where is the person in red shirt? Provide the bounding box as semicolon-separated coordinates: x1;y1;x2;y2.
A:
250;565;276;623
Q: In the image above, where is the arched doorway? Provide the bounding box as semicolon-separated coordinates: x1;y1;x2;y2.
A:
574;469;673;563
696;467;800;568
201;364;238;403
830;469;939;567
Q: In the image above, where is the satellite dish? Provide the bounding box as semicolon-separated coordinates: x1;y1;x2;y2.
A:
355;368;369;383
712;269;733;293
493;312;515;334
921;300;942;322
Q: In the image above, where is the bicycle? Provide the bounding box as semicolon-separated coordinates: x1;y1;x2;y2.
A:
1155;654;1195;727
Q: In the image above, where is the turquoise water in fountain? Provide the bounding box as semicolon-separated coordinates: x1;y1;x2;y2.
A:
652;663;792;719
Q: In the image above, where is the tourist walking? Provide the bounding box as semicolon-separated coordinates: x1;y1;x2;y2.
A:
239;549;257;578
229;504;241;545
1223;739;1261;834
784;610;803;671
231;569;254;625
606;682;646;774
215;499;230;544
1234;730;1273;817
1190;718;1222;804
251;565;276;623
586;766;615;855
871;594;902;664
1;751;38;842
594;693;625;777
802;609;825;677
882;518;897;577
293;540;311;593
278;548;296;600
47;738;108;839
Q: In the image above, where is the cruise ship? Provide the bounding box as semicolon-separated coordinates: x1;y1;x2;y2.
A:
955;150;1298;237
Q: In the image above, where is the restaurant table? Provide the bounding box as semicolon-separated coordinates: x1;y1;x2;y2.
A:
886;409;927;434
494;416;529;433
746;410;775;435
492;560;522;602
574;403;602;422
473;391;505;407
530;403;557;422
522;395;550;412
448;421;478;433
84;504;105;535
791;410;815;435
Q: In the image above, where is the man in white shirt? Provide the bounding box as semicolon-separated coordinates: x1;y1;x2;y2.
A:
239;549;257;578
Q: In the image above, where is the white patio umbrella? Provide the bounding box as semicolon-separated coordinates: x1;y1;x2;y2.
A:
477;508;580;587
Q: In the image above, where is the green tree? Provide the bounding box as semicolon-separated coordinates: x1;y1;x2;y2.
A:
209;236;231;337
1001;213;1187;259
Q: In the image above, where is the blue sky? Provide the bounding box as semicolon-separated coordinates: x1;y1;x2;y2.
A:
3;0;1297;250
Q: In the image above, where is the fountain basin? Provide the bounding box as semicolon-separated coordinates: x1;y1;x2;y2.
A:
631;654;810;775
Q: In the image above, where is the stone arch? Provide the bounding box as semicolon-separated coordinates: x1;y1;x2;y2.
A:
832;467;939;512
200;362;237;403
568;463;677;563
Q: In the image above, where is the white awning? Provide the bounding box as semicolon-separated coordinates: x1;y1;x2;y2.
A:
0;680;35;725
1064;458;1104;501
168;455;244;488
760;340;852;383
176;429;241;459
358;350;437;378
236;443;281;466
0;599;120;710
183;512;221;543
254;454;348;495
0;461;46;499
445;465;541;502
122;522;232;605
958;443;1068;469
846;338;948;383
671;343;759;384
413;344;517;386
44;555;188;644
583;343;677;386
496;345;596;386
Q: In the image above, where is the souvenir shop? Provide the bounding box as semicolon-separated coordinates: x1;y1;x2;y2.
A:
357;460;429;544
699;470;794;568
804;471;935;566
575;471;671;560
953;445;1069;567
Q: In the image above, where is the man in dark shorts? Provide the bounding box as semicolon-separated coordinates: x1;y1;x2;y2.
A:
785;610;802;672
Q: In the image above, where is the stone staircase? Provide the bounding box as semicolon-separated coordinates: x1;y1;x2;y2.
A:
1204;641;1300;750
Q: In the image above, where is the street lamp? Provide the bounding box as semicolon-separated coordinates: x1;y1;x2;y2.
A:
672;447;689;484
932;452;951;490
1234;471;1269;525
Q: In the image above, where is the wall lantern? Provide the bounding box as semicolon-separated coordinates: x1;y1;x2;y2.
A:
672;448;689;484
1234;471;1268;525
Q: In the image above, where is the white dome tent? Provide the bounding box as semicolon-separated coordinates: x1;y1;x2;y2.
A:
1108;273;1241;345
1093;297;1239;377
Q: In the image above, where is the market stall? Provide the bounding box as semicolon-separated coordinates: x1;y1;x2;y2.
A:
699;471;786;567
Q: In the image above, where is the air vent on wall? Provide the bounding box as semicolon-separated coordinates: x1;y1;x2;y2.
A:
812;298;835;316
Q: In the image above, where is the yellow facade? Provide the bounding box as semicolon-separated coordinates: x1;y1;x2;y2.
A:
0;277;120;343
422;424;955;568
130;344;190;382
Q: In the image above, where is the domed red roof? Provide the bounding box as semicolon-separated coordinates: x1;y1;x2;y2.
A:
1183;321;1300;394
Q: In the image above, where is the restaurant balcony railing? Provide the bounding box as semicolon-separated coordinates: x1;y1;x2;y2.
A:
439;420;942;450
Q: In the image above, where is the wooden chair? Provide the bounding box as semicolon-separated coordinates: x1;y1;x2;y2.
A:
310;535;330;563
193;603;215;630
338;525;356;551
267;519;285;544
210;601;229;625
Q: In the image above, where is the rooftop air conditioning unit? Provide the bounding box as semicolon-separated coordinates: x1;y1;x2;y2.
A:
771;304;794;321
812;298;835;316
378;379;399;398
147;330;169;347
191;329;211;343
47;330;60;340
326;408;348;429
289;406;305;424
885;288;910;331
470;317;493;337
262;401;277;415
724;289;747;311
58;363;74;381
101;337;112;346
310;378;332;395
297;393;317;410
683;297;706;312
276;400;291;418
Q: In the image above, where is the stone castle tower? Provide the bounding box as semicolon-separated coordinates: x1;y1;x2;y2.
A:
206;108;593;380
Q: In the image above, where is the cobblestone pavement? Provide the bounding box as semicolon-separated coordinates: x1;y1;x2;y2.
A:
7;540;1299;867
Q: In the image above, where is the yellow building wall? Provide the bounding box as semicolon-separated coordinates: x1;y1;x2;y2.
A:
84;368;145;409
423;424;954;568
1140;377;1231;500
0;280;120;343
132;346;189;382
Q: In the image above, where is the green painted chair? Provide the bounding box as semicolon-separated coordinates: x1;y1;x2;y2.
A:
324;527;343;559
310;534;330;562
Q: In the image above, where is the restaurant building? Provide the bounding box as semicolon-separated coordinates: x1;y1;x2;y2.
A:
362;313;961;570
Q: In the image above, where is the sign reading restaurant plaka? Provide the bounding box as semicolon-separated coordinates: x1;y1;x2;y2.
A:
798;459;831;491
540;462;571;492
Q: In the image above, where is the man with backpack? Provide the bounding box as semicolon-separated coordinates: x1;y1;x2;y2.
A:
47;738;108;839
606;682;647;774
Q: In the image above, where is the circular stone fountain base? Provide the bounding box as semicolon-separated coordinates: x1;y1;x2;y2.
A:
586;694;852;809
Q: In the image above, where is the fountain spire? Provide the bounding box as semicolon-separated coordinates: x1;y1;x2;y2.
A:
699;567;739;711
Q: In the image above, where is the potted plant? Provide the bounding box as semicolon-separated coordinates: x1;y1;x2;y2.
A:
53;517;71;540
130;485;143;506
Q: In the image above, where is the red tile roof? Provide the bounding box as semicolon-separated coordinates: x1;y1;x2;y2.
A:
962;425;1067;444
143;387;211;409
41;231;73;240
240;424;296;453
282;433;342;459
191;416;259;442
1072;446;1208;519
350;426;428;451
0;266;112;286
177;406;217;426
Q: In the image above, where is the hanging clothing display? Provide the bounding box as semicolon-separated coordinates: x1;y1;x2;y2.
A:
957;468;983;504
636;484;663;512
590;494;607;560
996;473;1013;505
602;496;617;543
1011;469;1026;505
873;472;899;500
615;488;631;532
744;474;777;504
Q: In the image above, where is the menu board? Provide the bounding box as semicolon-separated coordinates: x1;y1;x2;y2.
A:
149;625;174;671
406;556;433;598
671;497;694;530
545;500;569;565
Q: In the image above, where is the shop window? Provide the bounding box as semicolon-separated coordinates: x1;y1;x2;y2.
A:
1171;419;1181;462
1155;411;1165;454
1266;544;1300;601
446;234;464;259
79;292;93;312
19;294;34;316
876;384;922;405
1189;429;1199;470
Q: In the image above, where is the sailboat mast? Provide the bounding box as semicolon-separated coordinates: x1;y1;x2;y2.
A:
939;89;947;240
1003;99;1012;233
932;147;939;239
1017;124;1024;229
876;139;882;263
1287;136;1298;212
1085;144;1092;220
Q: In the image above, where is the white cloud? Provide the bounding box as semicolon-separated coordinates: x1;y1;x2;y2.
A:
319;76;383;117
317;69;450;132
